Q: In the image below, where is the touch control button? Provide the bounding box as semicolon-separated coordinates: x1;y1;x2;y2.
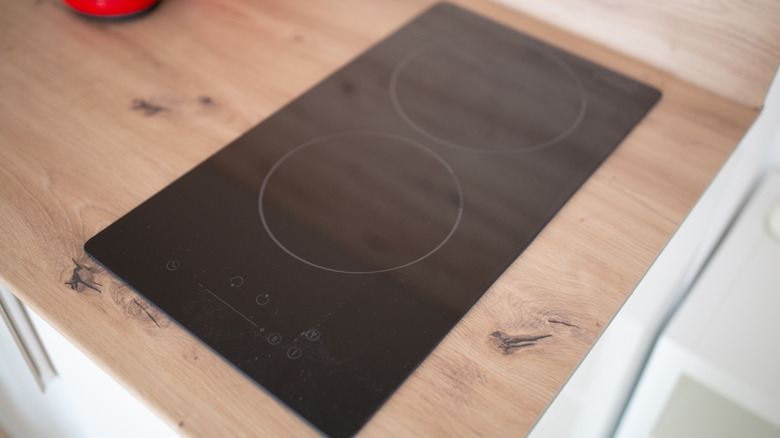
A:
267;333;282;345
166;260;180;271
287;347;302;360
229;276;244;288
255;294;270;305
303;328;320;341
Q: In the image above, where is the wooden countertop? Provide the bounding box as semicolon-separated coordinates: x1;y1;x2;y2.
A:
1;0;778;436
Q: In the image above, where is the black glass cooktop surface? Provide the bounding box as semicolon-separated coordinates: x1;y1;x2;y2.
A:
85;3;660;437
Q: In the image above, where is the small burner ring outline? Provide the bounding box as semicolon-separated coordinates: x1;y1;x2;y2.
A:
390;37;589;154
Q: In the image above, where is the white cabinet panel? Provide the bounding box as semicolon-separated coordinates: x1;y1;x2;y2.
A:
0;285;177;438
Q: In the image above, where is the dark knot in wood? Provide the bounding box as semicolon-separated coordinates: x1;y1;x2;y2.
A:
490;331;551;354
64;258;102;293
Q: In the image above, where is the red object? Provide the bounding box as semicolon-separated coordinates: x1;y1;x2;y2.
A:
63;0;160;18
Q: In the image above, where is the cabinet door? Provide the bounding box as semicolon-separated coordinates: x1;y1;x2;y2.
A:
0;284;176;438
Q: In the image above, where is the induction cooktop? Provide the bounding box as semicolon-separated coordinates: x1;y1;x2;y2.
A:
85;3;661;437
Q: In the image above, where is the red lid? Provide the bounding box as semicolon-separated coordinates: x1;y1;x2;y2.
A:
63;0;160;17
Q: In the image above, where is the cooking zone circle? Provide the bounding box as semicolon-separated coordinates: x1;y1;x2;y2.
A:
259;132;463;274
390;38;587;153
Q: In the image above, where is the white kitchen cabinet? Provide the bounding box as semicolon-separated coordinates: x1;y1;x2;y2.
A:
0;285;176;438
614;172;780;437
529;68;780;437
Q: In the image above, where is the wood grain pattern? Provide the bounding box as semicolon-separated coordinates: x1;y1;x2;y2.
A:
496;0;780;109
0;0;775;436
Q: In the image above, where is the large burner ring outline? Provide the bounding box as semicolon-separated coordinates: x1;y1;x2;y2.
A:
258;131;464;274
